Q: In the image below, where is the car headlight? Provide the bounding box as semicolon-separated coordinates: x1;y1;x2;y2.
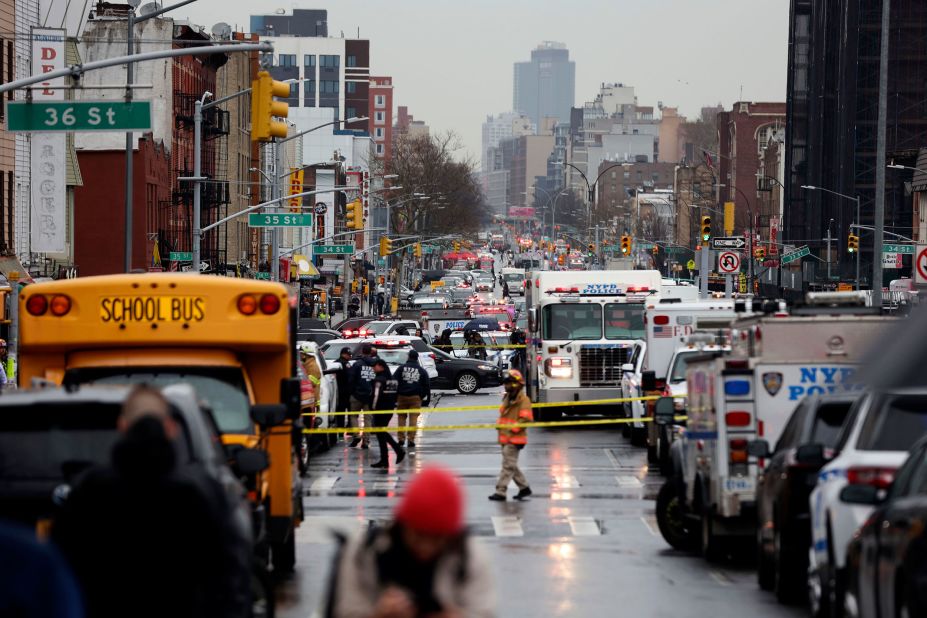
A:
544;357;573;378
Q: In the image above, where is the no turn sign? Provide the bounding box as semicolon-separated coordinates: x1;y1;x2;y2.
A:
915;244;927;285
718;251;741;274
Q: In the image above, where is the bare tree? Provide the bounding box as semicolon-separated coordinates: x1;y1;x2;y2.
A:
388;131;491;237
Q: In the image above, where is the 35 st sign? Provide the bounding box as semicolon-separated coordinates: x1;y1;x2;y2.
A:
5;100;152;132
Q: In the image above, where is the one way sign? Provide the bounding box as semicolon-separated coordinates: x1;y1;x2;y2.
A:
710;236;747;250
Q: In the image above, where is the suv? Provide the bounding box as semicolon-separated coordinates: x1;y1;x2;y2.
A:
750;392;858;604
808;388;927;617
363;320;421;336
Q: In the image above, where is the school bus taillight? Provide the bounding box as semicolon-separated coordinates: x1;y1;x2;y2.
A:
259;294;281;315
26;295;48;316
50;295;72;316
238;295;258;316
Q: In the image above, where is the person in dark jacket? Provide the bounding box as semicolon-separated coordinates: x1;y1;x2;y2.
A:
434;328;453;353
52;386;249;618
348;345;378;448
370;359;405;468
394;350;431;449
329;347;353;430
467;330;488;361
502;280;510;299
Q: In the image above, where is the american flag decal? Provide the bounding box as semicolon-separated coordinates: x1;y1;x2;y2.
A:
653;326;673;338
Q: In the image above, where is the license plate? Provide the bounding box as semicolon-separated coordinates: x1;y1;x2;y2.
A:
100;296;206;324
724;477;754;492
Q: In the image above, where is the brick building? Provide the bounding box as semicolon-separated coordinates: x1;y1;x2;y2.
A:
716;101;786;236
595;160;677;232
368;76;394;163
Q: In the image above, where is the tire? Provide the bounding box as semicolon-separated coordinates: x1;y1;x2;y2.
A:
700;505;724;562
455;371;480;394
774;526;803;604
656;481;695;551
647;443;658;464
271;531;296;574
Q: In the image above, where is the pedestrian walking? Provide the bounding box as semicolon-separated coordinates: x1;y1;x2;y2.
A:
502;280;510;299
394;350;431;449
489;369;533;501
370;358;405;468
52;385;250;618
348;345;378;448
376;291;386;315
324;466;495;617
434;328;453;354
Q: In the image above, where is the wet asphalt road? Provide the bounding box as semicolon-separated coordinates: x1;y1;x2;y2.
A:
275;386;806;618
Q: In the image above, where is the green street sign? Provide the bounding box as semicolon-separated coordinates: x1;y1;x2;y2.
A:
781;245;810;264
665;247;687;255
6;100;152;132
312;244;354;255
255;272;270;280
882;243;914;254
248;213;313;228
169;251;192;262
638;241;654;250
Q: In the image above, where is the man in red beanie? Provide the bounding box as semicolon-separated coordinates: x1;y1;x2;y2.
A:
324;466;495;617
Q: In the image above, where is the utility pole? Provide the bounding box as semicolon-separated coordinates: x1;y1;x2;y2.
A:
872;0;890;308
124;5;135;273
825;220;834;284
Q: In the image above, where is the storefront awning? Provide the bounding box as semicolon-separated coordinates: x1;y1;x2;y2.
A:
0;256;34;284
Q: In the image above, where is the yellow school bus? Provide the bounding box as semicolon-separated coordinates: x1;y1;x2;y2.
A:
17;273;303;572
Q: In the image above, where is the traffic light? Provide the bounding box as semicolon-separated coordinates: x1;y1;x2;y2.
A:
345;199;363;229
847;233;859;253
414;243;422;258
620;235;632;255
350;280;358;293
250;71;289;142
588;243;595;253
379;236;393;257
701;216;712;242
754;247;766;260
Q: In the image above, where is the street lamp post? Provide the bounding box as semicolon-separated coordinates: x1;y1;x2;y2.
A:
561;161;628;237
801;185;861;290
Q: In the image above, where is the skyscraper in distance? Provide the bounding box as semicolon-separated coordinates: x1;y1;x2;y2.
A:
513;42;575;129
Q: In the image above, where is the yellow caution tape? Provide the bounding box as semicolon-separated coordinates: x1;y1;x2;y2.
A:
303;394;671;418
303;415;689;434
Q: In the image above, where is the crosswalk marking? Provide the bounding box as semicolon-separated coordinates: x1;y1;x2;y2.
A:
554;475;581;488
296;516;367;543
309;476;339;493
372;476;398;491
616;475;643;488
491;515;524;537
568;516;601;536
640;515;659;537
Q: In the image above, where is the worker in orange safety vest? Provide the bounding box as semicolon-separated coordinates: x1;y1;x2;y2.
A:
489;369;533;502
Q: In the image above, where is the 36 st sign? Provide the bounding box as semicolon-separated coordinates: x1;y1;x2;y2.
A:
6;100;152;132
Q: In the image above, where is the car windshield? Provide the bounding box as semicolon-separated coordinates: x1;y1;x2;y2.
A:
0;403;121;482
809;401;854;447
503;273;523;282
374;348;411;365
542;304;602;340
856;394;927;451
321;343;355;361
365;322;392;335
68;368;252;434
669;350;701;383
604;304;646;340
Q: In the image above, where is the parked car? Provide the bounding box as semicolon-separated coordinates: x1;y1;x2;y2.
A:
334;317;377;338
296;328;340;346
320;336;438;379
843;435;927;618
750;392;859;603
808;388;927;618
363;320;421;336
429;346;502;394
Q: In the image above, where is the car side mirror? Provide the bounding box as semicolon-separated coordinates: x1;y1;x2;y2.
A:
621;363;635;373
641;370;657;392
795;443;827;467
747;439;772;459
232;447;270;476
250;404;288;429
839;484;884;506
654;396;675;425
280;377;302;420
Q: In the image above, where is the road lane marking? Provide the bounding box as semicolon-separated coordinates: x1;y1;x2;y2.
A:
640;515;659;537
604;448;622;470
568;516;601;536
709;570;733;586
372;476;398;492
491;515;524;537
616;475;643;488
308;476;339;493
554;475;581;488
297;516;367;544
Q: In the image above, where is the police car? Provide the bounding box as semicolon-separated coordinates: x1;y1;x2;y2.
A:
320;337;438;379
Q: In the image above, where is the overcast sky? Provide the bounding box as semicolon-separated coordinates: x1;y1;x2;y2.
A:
178;0;790;164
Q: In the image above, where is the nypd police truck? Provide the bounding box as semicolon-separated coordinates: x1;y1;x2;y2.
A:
525;269;663;421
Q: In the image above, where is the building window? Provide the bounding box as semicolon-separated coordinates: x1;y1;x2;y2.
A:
346;55;357;67
261;52;274;66
320;55;340;68
303;79;316;105
304;54;315;67
289;83;299;98
375;127;384;139
375;95;385;108
375;111;385;124
346;107;357;120
376;143;385;155
346;81;356;94
279;54;297;67
320;80;339;94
